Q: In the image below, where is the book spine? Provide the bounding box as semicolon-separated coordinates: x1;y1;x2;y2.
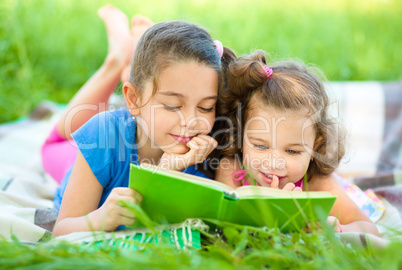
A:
224;191;239;200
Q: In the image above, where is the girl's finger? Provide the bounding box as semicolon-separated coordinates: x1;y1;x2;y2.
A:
112;187;136;197
293;186;303;192
119;215;136;226
119;195;136;206
282;183;296;191
118;205;136;219
188;136;209;149
270;175;279;189
196;135;218;149
186;139;200;150
133;190;143;203
186;137;209;161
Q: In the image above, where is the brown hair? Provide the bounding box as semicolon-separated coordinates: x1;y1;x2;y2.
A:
219;50;345;177
129;21;236;97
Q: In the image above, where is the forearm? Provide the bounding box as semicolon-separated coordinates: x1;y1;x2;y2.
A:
52;213;102;237
340;221;380;236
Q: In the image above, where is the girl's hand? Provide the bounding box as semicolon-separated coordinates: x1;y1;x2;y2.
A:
159;135;218;171
302;216;341;233
270;175;303;192
88;187;142;231
327;216;342;233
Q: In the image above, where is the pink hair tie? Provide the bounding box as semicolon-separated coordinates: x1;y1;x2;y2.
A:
232;169;251;186
263;65;273;79
213;40;223;58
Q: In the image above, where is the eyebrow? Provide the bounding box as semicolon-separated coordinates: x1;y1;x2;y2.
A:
159;91;218;101
248;138;308;147
287;143;308;147
248;137;268;143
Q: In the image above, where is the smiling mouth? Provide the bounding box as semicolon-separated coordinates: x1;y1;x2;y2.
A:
260;172;286;184
170;134;194;144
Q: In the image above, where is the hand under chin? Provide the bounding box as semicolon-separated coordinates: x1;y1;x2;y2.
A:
163;144;190;155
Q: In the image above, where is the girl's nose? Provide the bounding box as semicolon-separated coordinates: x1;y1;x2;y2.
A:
179;109;197;129
180;110;210;132
262;151;285;170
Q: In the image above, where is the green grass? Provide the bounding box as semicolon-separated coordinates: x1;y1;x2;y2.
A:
1;221;402;270
1;201;402;269
0;0;401;123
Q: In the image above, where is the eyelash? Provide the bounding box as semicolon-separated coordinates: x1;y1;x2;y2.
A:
253;145;301;155
286;150;301;155
254;145;269;150
198;107;215;113
163;104;181;111
162;104;214;113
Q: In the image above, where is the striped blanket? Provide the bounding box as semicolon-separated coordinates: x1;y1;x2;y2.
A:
0;81;401;246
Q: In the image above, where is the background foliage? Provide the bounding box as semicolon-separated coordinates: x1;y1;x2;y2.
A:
0;0;401;123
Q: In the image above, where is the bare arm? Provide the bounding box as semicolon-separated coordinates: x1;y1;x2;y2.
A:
309;174;380;236
52;151;138;236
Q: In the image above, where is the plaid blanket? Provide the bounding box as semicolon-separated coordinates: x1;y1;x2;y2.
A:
330;81;402;217
0;111;59;243
0;81;401;245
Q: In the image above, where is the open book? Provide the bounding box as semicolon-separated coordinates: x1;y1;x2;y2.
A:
128;164;337;232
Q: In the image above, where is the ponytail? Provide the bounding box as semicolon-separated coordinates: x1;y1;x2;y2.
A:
217;50;270;159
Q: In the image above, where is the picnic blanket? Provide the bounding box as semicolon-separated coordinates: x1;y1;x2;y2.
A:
329;81;402;223
0;81;401;247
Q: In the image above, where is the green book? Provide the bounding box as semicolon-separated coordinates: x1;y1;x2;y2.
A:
128;164;337;232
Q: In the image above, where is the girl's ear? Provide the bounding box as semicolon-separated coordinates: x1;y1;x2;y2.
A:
123;82;141;117
312;134;324;156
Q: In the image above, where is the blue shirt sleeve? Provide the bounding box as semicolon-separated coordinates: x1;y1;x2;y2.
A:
182;165;209;179
71;111;115;187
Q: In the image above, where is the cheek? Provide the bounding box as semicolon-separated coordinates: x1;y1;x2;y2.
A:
286;156;310;175
189;114;215;134
200;114;215;132
144;108;178;126
242;147;265;171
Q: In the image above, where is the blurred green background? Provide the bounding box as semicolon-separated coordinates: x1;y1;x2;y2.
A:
0;0;401;123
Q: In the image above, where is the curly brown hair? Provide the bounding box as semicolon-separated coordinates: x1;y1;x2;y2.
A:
218;50;346;178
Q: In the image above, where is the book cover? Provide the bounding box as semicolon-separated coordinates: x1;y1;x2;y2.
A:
128;164;337;232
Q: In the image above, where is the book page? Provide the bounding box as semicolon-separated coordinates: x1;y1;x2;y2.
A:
235;185;333;198
138;164;234;192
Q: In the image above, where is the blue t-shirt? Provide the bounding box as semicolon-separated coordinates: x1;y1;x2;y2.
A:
54;108;209;210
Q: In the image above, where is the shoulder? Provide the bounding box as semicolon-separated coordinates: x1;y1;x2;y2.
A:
99;108;134;133
70;108;136;183
72;108;135;144
310;173;374;225
307;173;342;193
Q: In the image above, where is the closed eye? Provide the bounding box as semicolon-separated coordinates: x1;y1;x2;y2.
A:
163;104;181;111
198;106;215;113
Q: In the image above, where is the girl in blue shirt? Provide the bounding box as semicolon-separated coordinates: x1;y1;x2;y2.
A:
47;6;236;236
